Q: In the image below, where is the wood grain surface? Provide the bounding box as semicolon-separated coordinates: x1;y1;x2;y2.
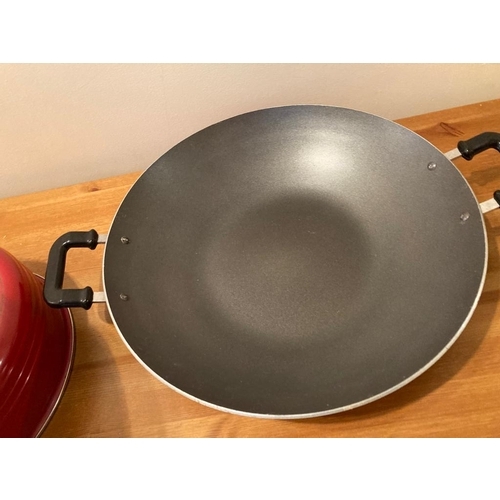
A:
2;99;500;438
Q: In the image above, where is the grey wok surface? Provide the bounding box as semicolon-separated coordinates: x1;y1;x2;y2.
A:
103;106;486;417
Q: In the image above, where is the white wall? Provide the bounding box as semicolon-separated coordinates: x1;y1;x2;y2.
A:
1;64;499;198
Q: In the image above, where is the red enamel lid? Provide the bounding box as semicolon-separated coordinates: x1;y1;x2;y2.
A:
0;248;74;437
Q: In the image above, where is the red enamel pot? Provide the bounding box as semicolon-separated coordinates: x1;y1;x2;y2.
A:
0;248;74;437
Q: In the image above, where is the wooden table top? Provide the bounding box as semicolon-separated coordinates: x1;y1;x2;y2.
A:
2;99;500;437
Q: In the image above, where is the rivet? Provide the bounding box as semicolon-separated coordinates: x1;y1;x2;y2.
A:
121;236;130;244
427;162;437;171
120;293;129;301
460;212;470;222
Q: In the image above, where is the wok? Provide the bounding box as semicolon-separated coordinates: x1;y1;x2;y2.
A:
0;248;74;437
43;106;500;418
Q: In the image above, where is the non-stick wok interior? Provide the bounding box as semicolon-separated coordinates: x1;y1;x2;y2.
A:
104;106;486;416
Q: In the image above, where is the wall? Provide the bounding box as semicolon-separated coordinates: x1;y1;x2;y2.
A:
1;63;499;198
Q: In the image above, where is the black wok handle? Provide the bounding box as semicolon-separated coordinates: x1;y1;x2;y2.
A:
458;132;500;161
44;230;99;310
